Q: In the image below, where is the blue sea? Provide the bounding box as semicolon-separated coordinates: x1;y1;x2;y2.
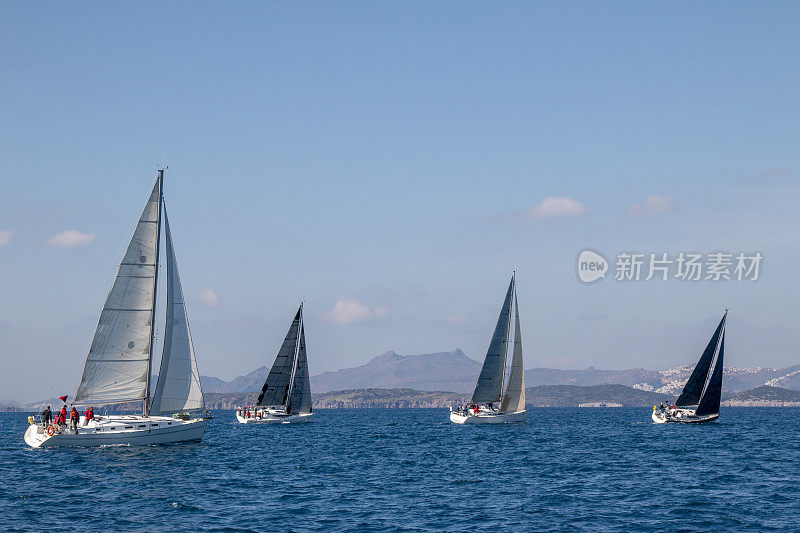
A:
2;408;799;532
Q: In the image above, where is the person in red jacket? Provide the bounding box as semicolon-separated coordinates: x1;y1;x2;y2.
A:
60;405;67;424
69;407;79;432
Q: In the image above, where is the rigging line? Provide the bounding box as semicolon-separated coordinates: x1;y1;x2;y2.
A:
499;274;514;405
286;305;303;412
145;170;164;416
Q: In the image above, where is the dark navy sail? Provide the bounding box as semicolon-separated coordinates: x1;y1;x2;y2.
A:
695;331;725;417
675;312;726;407
287;323;312;415
256;307;301;407
471;276;514;404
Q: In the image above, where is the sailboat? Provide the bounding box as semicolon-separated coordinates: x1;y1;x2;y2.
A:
450;273;527;424
236;304;314;424
24;169;208;448
652;310;727;424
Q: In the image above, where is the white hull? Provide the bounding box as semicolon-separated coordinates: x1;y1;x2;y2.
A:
449;409;527;424
236;411;314;424
652;408;718;424
24;415;206;448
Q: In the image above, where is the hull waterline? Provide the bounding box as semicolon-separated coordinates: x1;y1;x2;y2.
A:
652;409;719;424
449;409;527;424
236;412;314;424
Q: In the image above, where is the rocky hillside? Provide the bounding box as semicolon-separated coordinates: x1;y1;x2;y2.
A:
722;385;800;406
200;366;270;393
311;349;481;393
312;389;467;409
525;384;672;407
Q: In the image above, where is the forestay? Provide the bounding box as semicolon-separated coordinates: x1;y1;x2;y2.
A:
150;210;205;415
75;179;161;406
471;276;514;404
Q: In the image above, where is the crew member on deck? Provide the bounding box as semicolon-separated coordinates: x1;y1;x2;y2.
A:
41;406;52;427
70;407;79;432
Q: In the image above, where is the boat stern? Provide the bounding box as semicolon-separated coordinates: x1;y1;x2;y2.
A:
651;410;668;424
449;411;469;424
24;423;51;448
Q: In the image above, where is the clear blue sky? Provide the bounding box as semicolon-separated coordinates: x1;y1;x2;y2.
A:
1;2;798;401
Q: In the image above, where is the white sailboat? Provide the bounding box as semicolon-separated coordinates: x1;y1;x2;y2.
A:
652;311;727;424
236;304;314;424
450;273;527;424
25;169;208;448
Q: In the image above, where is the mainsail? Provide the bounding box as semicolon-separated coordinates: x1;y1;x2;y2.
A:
471;276;514;404
675;312;727;407
500;291;525;412
695;330;725;417
287;323;312;415
257;307;302;407
149;209;205;415
75;177;162;407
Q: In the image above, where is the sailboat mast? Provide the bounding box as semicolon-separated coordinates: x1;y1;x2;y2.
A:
144;169;164;417
499;273;514;404
285;303;303;412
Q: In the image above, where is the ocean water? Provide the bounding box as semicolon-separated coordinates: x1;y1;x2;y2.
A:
2;408;799;532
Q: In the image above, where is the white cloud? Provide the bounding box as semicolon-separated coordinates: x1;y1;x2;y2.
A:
47;230;95;248
443;313;473;324
628;195;674;215
0;230;12;247
323;296;388;325
200;289;221;307
520;197;588;219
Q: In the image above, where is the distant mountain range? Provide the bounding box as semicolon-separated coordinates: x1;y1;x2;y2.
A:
10;349;800;411
197;348;800;396
193;384;671;410
7;384;800;412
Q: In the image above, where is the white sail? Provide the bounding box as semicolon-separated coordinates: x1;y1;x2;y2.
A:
150;209;205;415
287;321;312;415
471;276;514;404
500;291;525;413
75;178;161;406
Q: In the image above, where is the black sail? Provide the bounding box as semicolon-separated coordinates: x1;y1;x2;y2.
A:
695;331;725;417
675;312;727;407
256;307;301;406
287;323;312;415
471;276;514;404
